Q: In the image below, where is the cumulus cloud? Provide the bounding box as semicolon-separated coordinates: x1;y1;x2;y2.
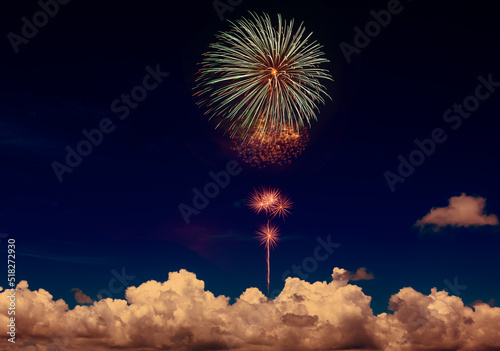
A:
331;267;374;282
471;298;496;308
1;268;499;351
71;288;93;304
416;193;499;230
351;267;374;281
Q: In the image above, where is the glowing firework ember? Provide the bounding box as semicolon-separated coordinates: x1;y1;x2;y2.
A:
255;221;280;295
232;116;309;168
194;12;333;139
248;187;279;214
271;195;293;219
248;187;293;217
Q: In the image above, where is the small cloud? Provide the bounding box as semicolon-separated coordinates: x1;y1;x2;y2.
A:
71;288;93;304
350;267;375;281
471;298;496;307
415;193;498;231
332;267;374;281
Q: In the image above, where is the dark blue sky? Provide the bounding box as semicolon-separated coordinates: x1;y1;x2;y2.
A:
1;0;499;315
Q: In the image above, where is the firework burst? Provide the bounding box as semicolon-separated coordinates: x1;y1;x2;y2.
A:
271;195;293;219
248;187;292;295
255;221;280;295
248;187;284;216
194;12;333;140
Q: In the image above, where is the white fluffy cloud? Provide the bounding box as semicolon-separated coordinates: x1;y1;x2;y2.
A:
1;268;499;350
416;193;499;230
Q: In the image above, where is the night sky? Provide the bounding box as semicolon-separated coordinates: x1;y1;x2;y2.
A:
1;0;500;349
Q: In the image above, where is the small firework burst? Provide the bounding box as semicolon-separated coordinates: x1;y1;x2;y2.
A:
270;195;293;219
255;221;280;249
248;187;283;216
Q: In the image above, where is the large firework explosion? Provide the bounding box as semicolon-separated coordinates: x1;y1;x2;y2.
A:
194;12;332;140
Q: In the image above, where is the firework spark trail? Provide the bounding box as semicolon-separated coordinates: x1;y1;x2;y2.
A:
256;221;280;295
267;243;270;296
194;12;333;140
249;187;291;295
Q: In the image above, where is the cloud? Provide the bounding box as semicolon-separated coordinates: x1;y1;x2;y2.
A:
71;288;93;304
331;267;374;281
471;298;496;308
416;193;499;230
350;267;374;281
1;268;500;351
281;313;319;327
